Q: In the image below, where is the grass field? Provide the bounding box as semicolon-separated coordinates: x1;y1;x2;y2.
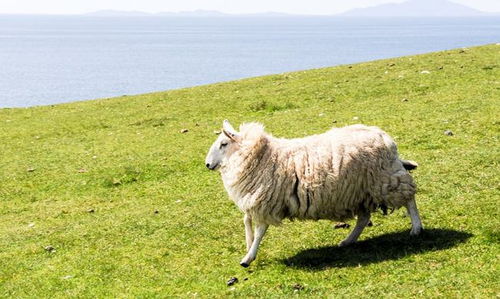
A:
0;44;499;297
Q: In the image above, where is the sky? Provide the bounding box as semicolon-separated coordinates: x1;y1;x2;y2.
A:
0;0;499;15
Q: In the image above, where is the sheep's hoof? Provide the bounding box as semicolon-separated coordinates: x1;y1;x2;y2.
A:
338;240;352;247
410;227;423;236
240;262;249;268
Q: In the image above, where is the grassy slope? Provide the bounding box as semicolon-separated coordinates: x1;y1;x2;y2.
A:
0;45;499;298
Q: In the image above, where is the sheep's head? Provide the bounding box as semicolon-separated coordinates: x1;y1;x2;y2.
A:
205;120;241;170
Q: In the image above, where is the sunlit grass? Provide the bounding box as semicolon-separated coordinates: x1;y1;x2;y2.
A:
0;44;499;297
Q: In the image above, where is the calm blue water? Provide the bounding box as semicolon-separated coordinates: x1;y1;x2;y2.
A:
0;16;499;108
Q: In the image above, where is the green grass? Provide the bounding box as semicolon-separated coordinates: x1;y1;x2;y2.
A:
1;44;499;298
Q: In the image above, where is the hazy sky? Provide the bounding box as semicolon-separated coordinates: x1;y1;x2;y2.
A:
1;0;499;15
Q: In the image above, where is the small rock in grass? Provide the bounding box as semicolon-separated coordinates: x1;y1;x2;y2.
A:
154;210;159;214
401;98;408;102
180;129;189;133
61;275;73;280
44;245;56;253
334;222;350;229
420;70;430;74
444;130;454;136
243;277;248;281
227;277;238;286
87;208;95;213
78;168;88;173
318;113;324;117
438;66;444;70
293;283;304;291
28;223;35;228
332;120;337;123
352;116;359;120
388;63;396;67
27;167;36;172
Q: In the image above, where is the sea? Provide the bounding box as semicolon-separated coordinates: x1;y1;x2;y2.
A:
0;15;499;108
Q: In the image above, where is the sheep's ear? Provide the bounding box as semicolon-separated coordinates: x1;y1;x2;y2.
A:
222;119;240;142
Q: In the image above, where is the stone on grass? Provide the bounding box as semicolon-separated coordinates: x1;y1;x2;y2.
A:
334;222;350;229
44;245;56;253
227;277;238;286
180;129;189;133
293;283;304;291
444;130;454;136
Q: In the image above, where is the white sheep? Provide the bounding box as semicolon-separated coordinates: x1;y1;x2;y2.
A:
205;120;423;267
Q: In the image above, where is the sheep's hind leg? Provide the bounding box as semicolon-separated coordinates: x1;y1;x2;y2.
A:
339;209;371;247
240;223;268;267
406;198;423;236
244;214;254;251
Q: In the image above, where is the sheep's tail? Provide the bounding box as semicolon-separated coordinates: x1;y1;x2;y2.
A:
401;159;418;171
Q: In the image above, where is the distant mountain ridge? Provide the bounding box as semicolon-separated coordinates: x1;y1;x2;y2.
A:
85;10;152;17
340;0;486;17
84;1;497;18
85;9;291;17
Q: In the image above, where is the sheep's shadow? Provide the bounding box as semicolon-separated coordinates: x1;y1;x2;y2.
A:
282;228;471;270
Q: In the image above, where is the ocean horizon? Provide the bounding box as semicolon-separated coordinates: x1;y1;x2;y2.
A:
1;15;499;108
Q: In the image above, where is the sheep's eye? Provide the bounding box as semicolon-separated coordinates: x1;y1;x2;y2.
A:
220;142;228;149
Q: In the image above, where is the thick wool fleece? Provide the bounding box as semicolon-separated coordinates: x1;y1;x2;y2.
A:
220;123;416;225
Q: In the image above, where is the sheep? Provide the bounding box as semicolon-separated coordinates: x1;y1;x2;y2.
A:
205;120;423;267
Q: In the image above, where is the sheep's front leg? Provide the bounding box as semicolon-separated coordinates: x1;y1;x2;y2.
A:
240;223;268;267
406;198;423;236
244;214;254;251
339;209;371;247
